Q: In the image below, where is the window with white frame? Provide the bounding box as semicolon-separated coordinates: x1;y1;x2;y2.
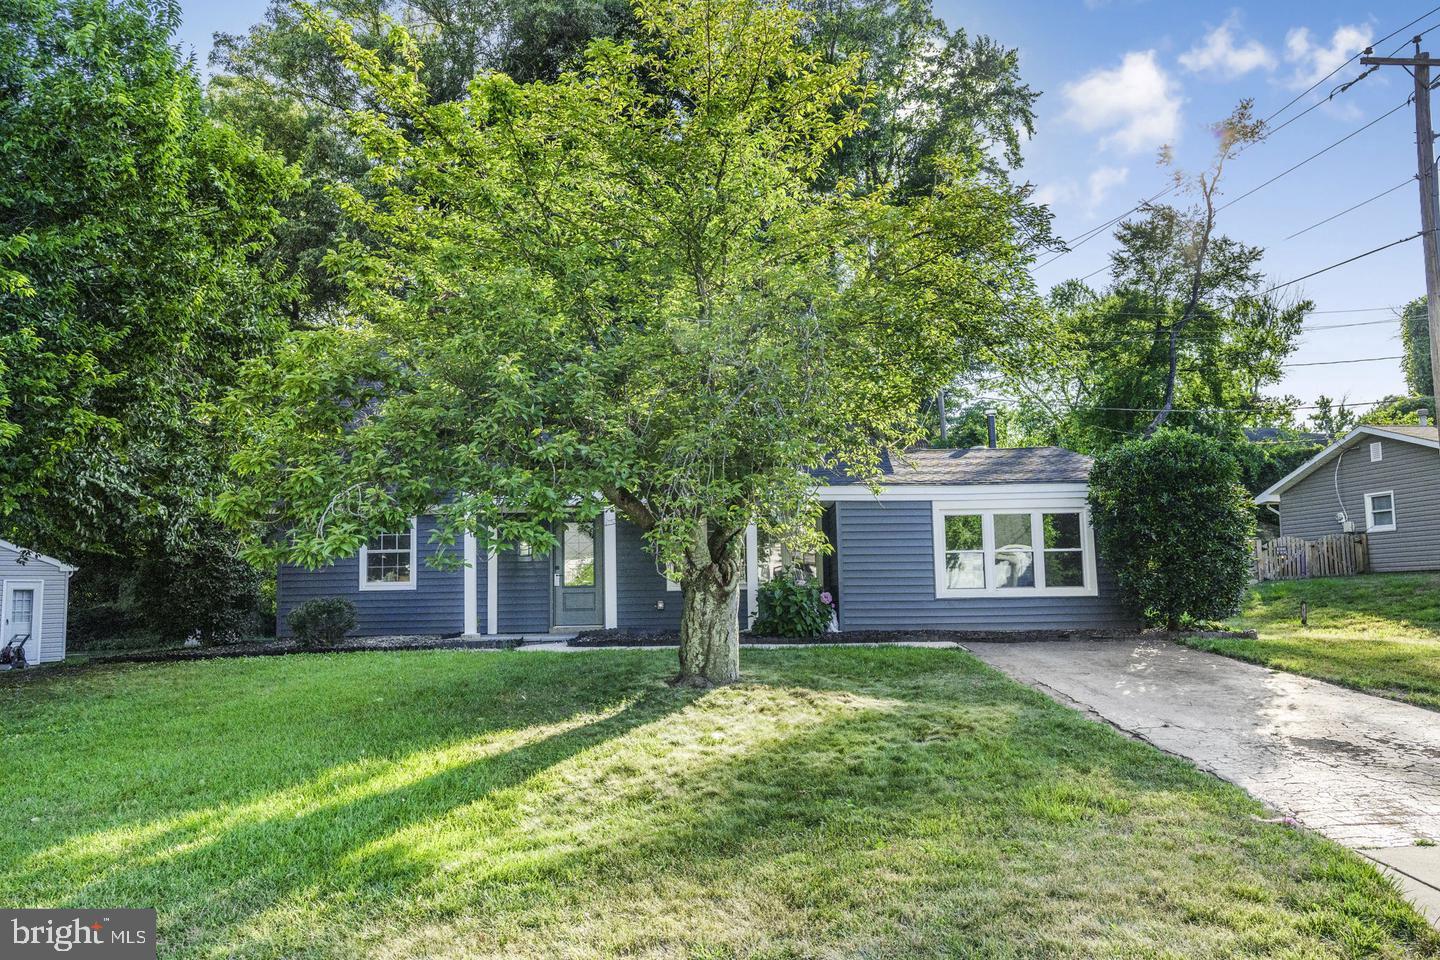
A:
934;507;1095;597
359;520;418;589
1364;491;1396;532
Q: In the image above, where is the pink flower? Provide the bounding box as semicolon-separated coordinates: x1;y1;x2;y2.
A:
820;591;834;606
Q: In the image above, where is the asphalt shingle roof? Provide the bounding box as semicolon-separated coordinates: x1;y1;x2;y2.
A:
816;446;1093;486
1370;425;1439;442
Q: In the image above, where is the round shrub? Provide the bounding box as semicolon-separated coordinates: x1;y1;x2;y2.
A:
287;597;357;646
1088;429;1255;630
751;573;834;638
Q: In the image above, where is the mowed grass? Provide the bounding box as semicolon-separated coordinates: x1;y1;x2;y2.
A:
1192;573;1440;711
2;649;1436;959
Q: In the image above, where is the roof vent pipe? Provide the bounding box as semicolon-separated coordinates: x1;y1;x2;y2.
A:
1420;408;1430;427
985;410;998;449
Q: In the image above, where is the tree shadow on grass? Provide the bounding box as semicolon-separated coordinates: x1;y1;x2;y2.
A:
223;649;1440;958
9;648;1438;958
4;653;696;925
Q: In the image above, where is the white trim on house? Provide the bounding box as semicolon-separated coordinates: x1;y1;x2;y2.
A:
745;523;759;629
930;503;1098;599
2;577;44;664
1256;426;1440;505
463;531;478;635
1364;490;1397;533
603;510;618;629
358;518;419;591
0;540;77;573
486;533;499;635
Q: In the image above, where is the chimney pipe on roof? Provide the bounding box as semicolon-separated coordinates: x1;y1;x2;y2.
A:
1420;408;1430;427
985;410;998;449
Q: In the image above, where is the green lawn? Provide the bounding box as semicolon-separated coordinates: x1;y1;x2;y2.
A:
1191;573;1440;711
3;649;1436;959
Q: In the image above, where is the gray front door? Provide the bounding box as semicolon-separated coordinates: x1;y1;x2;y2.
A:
552;520;603;628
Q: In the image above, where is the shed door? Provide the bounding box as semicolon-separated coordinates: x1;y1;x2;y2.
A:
3;582;40;662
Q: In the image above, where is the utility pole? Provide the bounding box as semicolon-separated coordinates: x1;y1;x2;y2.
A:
1362;39;1440;429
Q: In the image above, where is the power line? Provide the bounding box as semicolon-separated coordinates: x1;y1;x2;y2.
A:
953;396;1405;415
1215;98;1414;215
1043;7;1440;280
1262;4;1440;126
1282;355;1405;367
1282;178;1417;241
1035;183;1179;269
1265;232;1426;293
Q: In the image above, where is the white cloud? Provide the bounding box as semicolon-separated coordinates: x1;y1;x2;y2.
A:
1285;24;1373;88
1180;17;1275;78
1035;165;1130;216
1085;166;1130;210
1063;51;1182;154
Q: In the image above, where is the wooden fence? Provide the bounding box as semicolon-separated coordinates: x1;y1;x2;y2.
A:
1252;534;1368;582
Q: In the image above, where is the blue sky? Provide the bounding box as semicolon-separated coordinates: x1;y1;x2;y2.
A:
174;0;1433;415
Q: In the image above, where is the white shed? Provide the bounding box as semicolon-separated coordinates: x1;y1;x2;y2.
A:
0;540;76;665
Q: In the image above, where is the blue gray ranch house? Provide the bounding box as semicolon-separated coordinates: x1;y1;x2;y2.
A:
276;446;1134;637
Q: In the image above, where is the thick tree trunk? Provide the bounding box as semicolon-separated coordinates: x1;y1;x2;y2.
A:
675;519;744;686
677;570;741;686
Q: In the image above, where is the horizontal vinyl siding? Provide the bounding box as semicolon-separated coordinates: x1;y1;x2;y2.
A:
276;516;466;638
835;498;1134;631
497;546;550;634
1280;438;1440;572
616;519;682;631
0;547;70;662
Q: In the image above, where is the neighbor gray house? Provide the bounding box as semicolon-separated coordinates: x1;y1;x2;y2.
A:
1255;424;1440;572
0;540;76;664
276;446;1136;637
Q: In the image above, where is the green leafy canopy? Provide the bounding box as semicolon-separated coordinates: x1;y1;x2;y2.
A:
217;0;1050;580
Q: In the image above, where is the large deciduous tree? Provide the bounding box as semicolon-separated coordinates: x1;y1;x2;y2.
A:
1399;295;1434;401
218;0;1047;684
0;0;296;639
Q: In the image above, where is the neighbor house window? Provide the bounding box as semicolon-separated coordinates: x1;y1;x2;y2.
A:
1364;491;1396;532
359;520;418;590
933;507;1095;598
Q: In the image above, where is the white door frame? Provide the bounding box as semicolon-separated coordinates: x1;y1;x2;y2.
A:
2;578;44;663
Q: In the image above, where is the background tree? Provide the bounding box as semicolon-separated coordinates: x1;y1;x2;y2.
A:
1093;102;1267;434
976;267;1307;454
1399;295;1434;402
0;0;297;642
207;0;639;324
1308;395;1359;440
217;0;1049;684
1088;430;1254;630
803;0;1037;195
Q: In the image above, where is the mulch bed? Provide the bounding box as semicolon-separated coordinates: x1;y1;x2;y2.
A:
569;627;1178;647
73;634;512;666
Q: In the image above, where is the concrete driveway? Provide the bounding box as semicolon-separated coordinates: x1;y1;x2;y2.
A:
964;638;1440;923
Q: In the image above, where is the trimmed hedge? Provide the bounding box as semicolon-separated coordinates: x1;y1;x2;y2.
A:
1089;429;1255;630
